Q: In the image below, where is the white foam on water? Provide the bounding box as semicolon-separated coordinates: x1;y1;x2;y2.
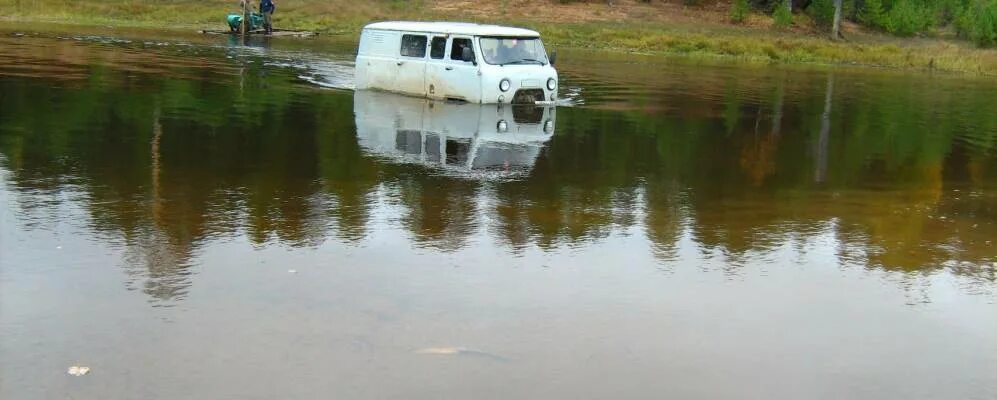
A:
294;60;356;90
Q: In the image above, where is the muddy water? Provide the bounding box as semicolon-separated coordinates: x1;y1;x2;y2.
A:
1;28;996;399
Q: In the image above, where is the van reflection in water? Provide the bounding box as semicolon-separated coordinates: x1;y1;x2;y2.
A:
354;90;555;176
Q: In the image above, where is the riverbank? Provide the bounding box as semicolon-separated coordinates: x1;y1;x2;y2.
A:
5;0;996;75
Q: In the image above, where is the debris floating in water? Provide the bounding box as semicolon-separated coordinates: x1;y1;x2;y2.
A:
67;366;90;376
414;347;510;362
415;347;463;355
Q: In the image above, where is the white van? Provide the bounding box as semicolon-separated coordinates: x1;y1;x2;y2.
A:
354;91;555;175
355;21;558;104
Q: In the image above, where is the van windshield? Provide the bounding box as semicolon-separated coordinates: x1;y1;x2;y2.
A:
479;37;548;66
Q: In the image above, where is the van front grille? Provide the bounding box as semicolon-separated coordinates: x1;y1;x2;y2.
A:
511;105;544;124
512;89;545;104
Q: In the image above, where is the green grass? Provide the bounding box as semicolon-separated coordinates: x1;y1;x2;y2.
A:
538;23;996;75
5;0;996;75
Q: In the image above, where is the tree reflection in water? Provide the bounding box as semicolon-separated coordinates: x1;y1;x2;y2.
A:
1;35;995;305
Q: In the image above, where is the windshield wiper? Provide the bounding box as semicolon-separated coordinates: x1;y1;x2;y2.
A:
500;58;545;66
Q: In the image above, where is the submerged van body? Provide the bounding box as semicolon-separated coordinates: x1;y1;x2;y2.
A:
355;21;558;104
354;91;555;175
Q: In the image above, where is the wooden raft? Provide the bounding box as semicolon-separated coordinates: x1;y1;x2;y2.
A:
200;29;318;38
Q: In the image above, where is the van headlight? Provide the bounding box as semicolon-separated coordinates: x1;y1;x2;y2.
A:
546;78;556;91
497;120;508;133
499;79;511;92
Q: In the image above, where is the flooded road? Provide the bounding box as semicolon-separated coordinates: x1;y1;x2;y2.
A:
1;28;996;399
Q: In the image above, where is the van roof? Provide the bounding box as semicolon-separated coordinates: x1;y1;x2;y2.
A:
363;21;541;37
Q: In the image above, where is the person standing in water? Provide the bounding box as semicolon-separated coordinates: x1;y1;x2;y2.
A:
259;0;276;35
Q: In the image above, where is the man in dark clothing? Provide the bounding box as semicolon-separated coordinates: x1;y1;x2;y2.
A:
260;0;276;34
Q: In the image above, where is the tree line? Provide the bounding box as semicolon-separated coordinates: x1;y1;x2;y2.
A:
575;0;997;47
733;0;996;46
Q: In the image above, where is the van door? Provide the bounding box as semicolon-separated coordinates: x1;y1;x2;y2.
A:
397;33;428;97
424;35;449;101
426;36;481;103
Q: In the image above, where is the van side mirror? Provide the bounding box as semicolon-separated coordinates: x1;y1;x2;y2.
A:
550;49;557;66
461;47;475;63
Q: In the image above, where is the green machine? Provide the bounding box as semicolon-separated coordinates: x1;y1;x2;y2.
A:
226;12;265;32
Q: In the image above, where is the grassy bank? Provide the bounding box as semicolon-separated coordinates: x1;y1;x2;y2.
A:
5;0;997;75
539;23;994;74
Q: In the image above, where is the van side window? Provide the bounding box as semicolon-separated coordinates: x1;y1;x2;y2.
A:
400;35;427;58
449;38;473;62
430;37;447;59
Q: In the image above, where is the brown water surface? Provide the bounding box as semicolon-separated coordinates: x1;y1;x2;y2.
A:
1;27;996;399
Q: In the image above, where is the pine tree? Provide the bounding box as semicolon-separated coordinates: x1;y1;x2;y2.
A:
861;0;886;28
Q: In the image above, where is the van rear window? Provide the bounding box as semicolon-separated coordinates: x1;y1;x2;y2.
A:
400;35;427;58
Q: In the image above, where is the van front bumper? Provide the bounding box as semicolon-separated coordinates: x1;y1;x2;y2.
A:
498;89;556;104
485;71;558;104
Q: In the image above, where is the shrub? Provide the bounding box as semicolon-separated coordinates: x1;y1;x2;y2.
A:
731;0;750;23
808;0;836;27
884;0;933;36
956;0;997;47
936;0;966;25
773;3;793;27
